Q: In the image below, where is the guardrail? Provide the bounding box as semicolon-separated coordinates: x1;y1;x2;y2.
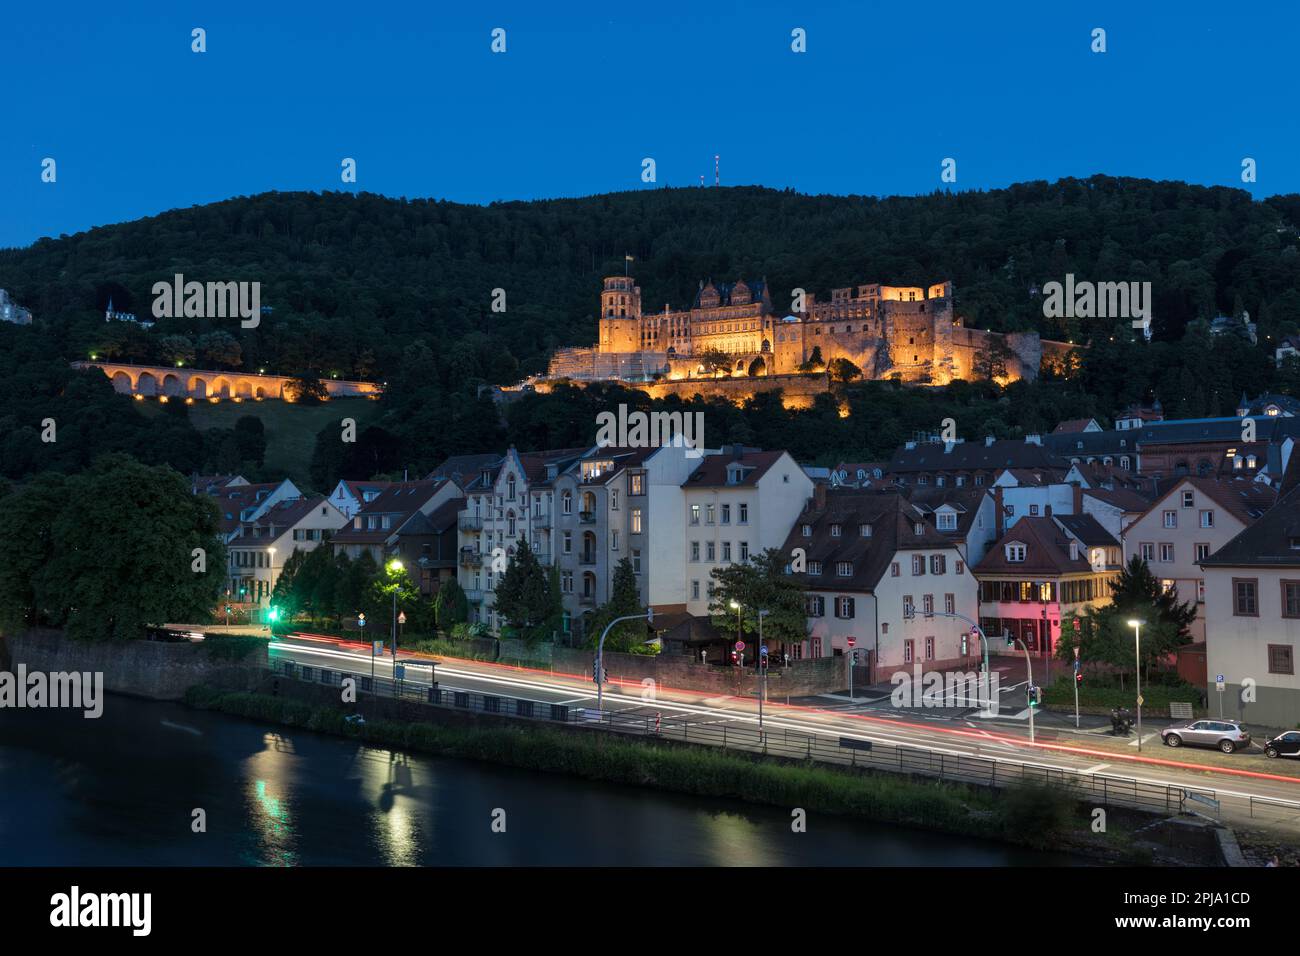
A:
266;661;1207;817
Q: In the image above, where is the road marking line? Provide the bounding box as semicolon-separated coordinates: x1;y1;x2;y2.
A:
1083;763;1111;774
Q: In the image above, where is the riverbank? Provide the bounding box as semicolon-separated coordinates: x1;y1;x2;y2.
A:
184;684;1182;863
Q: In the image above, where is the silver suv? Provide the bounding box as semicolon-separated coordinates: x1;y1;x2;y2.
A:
1161;719;1250;754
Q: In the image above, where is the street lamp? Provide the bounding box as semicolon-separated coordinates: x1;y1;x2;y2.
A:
265;547;276;627
757;609;770;733
729;599;742;666
1128;619;1144;751
595;607;655;711
388;559;404;663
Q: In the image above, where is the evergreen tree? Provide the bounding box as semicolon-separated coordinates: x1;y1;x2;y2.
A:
708;548;806;645
434;577;470;632
588;557;649;653
493;536;554;643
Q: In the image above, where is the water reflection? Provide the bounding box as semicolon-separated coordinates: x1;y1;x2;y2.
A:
0;696;1082;867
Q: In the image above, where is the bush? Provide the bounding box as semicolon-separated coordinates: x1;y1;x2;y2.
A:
997;784;1074;847
202;633;266;660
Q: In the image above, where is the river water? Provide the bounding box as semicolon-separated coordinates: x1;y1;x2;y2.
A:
0;695;1080;866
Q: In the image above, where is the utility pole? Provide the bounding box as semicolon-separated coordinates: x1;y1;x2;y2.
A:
596;608;655;712
757;609;770;734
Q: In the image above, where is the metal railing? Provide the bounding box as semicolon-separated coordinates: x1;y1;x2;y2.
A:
267;661;1203;817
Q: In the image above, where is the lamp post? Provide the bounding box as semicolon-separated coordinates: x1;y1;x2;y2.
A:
757;609;770;733
265;547;276;629
730;599;742;667
1128;619;1144;751
388;558;404;663
596;607;655;711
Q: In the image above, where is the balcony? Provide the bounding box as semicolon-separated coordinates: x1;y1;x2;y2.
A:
530;512;552;529
463;588;486;603
579;511;596;524
579;594;596;607
459;547;483;568
458;515;484;532
579;554;598;566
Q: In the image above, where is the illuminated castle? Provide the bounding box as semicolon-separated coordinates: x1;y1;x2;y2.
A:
549;275;1053;385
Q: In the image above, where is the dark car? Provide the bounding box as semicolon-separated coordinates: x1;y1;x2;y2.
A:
1160;719;1251;754
1264;731;1300;759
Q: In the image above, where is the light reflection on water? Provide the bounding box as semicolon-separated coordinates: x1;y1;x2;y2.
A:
0;696;1083;867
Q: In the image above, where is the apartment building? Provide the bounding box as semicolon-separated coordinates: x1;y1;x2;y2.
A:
781;487;978;676
457;446;585;631
202;478;302;543
681;446;813;618
1122;477;1276;641
549;443;706;639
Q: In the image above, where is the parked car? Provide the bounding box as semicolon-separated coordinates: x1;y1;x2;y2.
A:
1264;731;1300;759
1160;719;1251;754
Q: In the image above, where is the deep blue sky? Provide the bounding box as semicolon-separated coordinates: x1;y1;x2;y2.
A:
4;0;1296;250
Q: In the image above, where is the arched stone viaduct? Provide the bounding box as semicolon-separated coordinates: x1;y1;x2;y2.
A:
71;361;383;402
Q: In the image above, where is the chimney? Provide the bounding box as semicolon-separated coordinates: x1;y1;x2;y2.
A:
985;435;995;447
1072;483;1083;515
993;486;1006;536
812;482;828;510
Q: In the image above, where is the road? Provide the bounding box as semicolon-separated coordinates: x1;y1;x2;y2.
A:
266;634;1300;831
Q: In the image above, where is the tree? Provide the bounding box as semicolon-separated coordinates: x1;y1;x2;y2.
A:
233;416;267;466
747;355;767;377
828;357;862;383
270;547;308;619
434;577;470;632
197;331;243;368
286;370;328;404
158;335;197;368
588;557;650;654
798;346;825;372
493;536;555;644
971;337;1014;382
1056;556;1195;681
696;347;733;378
708;548;806;645
0;455;226;641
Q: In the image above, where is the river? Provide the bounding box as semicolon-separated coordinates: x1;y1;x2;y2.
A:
0;695;1080;866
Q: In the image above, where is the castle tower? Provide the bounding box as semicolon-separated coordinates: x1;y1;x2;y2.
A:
598;276;642;353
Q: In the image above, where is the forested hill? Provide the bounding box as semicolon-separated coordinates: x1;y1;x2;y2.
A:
2;177;1300;387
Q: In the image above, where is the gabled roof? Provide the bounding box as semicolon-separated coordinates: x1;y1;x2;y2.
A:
974;517;1093;576
1082;487;1152;514
683;449;785;488
779;490;958;593
899;486;989;537
1129;476;1276;529
514;447;589;486
231;496;337;547
205;480;296;535
1201;487;1300;568
1052;418;1101;434
331;479;451;544
427;453;503;489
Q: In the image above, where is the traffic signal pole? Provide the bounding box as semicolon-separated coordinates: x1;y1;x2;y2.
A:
596;608;655;712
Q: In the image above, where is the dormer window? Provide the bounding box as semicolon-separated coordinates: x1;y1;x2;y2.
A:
836;561;853;577
860;523;872;537
937;512;957;531
801;523;812;537
1006;543;1027;562
914;522;924;536
830;523;842;537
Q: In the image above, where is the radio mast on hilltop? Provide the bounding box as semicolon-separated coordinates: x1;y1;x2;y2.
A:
715;154;720;186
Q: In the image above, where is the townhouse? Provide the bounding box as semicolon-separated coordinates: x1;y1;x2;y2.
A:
1200;488;1300;726
974;515;1121;659
227;496;348;605
902;485;998;567
1122;477;1276;641
885;435;1067;489
548;443;707;638
201;478;303;544
326;479;393;519
781;487;978;677
681;446;813;619
457;446;585;631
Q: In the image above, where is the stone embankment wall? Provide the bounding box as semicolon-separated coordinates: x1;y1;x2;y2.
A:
3;629;267;700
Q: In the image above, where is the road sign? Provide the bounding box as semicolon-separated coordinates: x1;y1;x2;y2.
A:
1072;617;1080;631
735;640;745;652
846;636;856;647
358;613;366;628
394;665;406;680
1137;694;1145;706
1216;674;1225;683
760;645;768;655
373;640;384;655
398;611;406;625
1074;646;1080;659
1216;679;1226;692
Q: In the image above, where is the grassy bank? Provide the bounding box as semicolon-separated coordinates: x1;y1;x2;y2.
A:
184;685;1122;854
